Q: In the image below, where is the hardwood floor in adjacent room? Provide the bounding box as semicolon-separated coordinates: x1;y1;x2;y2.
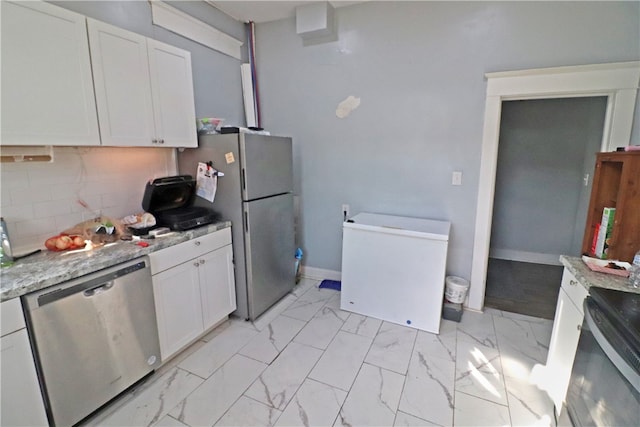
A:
484;258;563;320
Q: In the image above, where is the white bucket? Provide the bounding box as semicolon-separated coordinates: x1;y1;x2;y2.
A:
444;276;470;304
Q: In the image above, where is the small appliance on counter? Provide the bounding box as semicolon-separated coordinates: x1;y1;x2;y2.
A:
1;217;14;266
142;175;220;231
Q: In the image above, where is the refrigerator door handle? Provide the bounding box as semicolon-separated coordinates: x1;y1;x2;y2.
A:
244;211;249;232
241;168;246;191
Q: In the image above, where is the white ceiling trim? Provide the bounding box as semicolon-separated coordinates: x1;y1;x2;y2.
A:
150;1;243;59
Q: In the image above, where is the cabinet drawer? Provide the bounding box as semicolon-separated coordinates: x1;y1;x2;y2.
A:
1;298;25;337
560;269;588;314
150;228;232;274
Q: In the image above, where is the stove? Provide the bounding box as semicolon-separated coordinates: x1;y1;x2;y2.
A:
566;286;640;426
589;286;640;351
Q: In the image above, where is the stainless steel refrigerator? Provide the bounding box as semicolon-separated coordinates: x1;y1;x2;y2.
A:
178;133;295;320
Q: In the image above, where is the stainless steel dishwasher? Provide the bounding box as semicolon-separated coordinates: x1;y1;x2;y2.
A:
23;256;161;427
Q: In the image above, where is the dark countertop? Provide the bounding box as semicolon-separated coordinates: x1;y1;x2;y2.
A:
560;255;640;295
0;221;232;302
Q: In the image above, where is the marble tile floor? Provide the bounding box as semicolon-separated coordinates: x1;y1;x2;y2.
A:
84;277;559;427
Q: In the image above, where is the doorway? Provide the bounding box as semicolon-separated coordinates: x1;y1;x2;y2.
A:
468;61;640;312
484;97;607;319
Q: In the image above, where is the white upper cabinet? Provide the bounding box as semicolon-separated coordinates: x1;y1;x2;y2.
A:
148;40;198;147
87;19;156;147
1;1;100;146
88;19;197;147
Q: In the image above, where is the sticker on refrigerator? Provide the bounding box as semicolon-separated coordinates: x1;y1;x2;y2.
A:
225;152;235;164
196;162;223;203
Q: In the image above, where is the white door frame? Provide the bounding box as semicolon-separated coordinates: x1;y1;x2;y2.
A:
469;61;640;312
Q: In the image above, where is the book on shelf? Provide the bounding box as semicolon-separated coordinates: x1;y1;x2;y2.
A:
594;207;615;259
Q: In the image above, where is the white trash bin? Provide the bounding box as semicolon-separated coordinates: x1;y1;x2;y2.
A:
444;276;470;304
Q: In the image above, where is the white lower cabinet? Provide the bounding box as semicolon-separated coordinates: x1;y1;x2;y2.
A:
150;229;236;362
152;259;204;360
199;246;237;330
544;268;589;414
0;299;48;427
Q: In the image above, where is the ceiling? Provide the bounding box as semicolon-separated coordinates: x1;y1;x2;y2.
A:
207;1;365;24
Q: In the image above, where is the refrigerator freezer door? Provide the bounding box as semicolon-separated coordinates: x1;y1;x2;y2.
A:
243;193;295;319
240;134;293;201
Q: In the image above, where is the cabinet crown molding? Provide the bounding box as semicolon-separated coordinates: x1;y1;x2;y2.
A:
150;1;243;60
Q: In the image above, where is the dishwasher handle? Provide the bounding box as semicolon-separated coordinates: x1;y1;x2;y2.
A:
83;281;114;297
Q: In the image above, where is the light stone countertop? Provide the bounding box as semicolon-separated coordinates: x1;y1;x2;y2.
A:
560;255;640;295
0;221;232;302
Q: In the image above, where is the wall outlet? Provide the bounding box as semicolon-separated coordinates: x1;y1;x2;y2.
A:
342;204;350;220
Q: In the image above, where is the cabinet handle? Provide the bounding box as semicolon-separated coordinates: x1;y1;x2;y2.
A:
200;259;205;265
577;324;581;331
569;280;577;286
194;262;200;267
194;241;201;246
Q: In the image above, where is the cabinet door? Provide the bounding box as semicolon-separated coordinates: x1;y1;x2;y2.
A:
87;18;156;147
147;39;197;148
1;1;100;146
198;245;237;330
152;261;203;361
1;329;48;426
545;286;584;412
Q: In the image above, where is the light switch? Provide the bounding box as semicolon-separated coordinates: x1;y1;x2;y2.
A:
452;171;462;186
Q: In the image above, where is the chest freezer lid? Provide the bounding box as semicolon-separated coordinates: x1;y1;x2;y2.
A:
344;212;450;241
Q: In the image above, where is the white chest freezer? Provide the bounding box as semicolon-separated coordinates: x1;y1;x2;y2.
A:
340;212;451;334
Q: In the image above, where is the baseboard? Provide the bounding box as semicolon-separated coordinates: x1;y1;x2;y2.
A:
490;248;562;266
301;266;342;281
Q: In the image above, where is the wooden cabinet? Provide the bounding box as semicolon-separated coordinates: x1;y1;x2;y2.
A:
544;268;588;415
581;151;640;262
0;299;48;426
150;229;236;361
0;0;100;146
88;19;197;148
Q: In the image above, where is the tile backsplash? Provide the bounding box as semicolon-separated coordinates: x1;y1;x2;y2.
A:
0;146;177;253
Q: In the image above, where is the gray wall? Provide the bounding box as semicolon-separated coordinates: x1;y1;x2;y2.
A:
255;1;640;278
490;97;607;261
51;1;247;125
